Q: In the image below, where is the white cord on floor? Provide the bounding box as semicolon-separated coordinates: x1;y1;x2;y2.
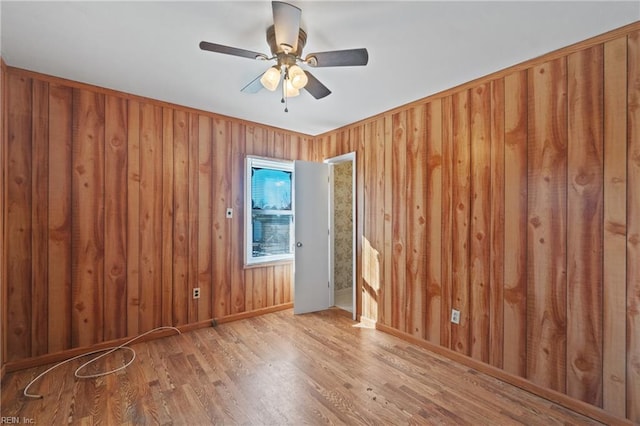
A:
23;326;181;399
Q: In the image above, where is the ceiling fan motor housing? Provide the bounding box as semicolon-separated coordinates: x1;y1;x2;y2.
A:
266;25;307;58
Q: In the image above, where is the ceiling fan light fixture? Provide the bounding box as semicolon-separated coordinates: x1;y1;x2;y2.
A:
288;64;308;89
283;79;300;97
260;66;281;91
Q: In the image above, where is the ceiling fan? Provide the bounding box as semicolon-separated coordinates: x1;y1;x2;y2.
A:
199;1;369;111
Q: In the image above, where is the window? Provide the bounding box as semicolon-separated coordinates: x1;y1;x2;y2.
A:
245;157;294;266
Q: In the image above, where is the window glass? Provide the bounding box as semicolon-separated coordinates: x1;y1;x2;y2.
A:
245;157;294;265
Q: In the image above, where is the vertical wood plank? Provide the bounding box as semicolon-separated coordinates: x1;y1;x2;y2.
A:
382;117;393;327
282;264;293;304
138;103;163;331
104;95;127;340
362;123;375;322
246;266;262;310
273;131;285;160
504;70;528;376
391;111;407;330
266;129;276;157
285;133;296;160
469;83;491;363
526;57;568;393
440;96;453;349
345;128;355;154
566;45;604;406
198;114;213;321
173;109;190;326
264;268;274;309
212;118;231;318
425;99;442;345
273;265;283;306
48;83;73;353
304;134;316;160
602;35;628;418
334;131;343;158
291;133;303;160
451;89;471;355
490;78;505;369
314;135;326;159
325;132;338;159
162;107;174;326
311;132;323;161
6;73;32;360
188;113;199;322
367;118;385;323
406;104;426;338
354;125;366;320
126;100;140;337
627;29;640;424
230;122;246;314
71;88;105;347
31;80;49;356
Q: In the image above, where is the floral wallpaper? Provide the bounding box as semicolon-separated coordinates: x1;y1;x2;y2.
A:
333;161;353;291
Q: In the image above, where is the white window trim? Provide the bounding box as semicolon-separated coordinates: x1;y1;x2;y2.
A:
244;156;295;267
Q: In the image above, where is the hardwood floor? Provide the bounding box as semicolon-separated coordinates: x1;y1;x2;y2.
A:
2;308;601;425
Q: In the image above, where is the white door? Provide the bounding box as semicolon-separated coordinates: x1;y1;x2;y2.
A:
294;160;330;314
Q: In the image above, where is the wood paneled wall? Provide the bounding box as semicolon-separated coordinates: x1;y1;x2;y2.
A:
2;68;313;362
316;25;640;422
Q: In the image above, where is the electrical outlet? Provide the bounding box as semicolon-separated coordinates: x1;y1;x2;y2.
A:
451;309;460;324
226;208;233;219
193;287;200;299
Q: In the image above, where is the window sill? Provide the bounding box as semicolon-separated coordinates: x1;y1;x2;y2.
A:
244;259;294;270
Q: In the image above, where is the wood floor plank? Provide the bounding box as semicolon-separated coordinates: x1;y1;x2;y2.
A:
2;309;604;425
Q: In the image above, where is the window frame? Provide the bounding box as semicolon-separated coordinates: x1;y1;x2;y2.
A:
244;156;295;267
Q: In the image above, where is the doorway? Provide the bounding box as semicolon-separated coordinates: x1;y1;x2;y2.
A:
326;153;356;320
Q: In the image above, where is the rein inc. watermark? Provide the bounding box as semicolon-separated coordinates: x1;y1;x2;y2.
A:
1;417;35;424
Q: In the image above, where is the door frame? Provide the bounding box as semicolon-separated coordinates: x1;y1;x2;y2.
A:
325;152;356;320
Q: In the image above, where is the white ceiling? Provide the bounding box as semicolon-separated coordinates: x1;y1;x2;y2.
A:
1;1;638;135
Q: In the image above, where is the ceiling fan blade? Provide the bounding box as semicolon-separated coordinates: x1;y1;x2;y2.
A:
199;41;267;60
305;48;369;67
303;71;331;99
272;1;301;53
241;73;265;94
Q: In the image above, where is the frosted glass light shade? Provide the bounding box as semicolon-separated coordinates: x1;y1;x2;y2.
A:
288;65;308;90
260;67;281;91
284;79;300;97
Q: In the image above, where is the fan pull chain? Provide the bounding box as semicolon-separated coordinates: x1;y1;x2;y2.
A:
281;84;289;113
282;68;289;112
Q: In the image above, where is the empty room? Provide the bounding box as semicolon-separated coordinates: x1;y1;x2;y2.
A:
1;1;639;424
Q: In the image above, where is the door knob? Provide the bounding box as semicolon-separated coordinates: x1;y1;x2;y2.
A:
296;242;303;247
